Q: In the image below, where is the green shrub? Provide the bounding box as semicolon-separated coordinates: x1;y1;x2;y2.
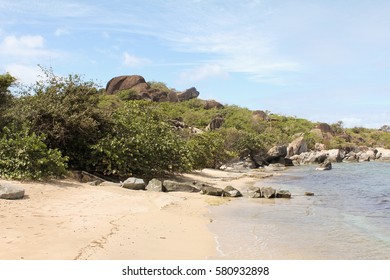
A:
0;127;68;180
91;101;192;178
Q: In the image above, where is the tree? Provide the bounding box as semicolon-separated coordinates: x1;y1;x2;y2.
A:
0;73;17;126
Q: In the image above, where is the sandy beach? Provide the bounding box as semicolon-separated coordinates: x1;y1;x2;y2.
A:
0;168;270;260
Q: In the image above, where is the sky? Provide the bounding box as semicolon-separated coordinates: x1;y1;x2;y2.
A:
1;0;390;128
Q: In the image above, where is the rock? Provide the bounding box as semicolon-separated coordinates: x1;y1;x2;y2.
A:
177;87;200;101
162;180;200;193
375;148;390;161
358;152;371;162
316;159;332;170
205;116;224;131
267;145;287;159
252;110;269;121
245;186;262;198
203;99;224;109
200;185;225;196
146;179;164;192
121;177;146;190
316;123;335;135
314;142;326;151
261;187;276;199
327;149;344;162
0;183;25;199
287;136;308;157
276;190;291;199
74;171;105;184
106;75;149;95
223;186;242;197
343;151;358;162
305;192;315;196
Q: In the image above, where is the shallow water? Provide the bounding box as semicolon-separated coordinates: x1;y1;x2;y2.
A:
208;162;390;259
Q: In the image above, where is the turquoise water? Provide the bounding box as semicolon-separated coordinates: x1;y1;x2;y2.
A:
209;162;390;259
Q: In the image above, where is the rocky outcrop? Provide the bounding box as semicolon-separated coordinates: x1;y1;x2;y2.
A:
106;75;149;95
162;180;200;193
121;177;146;190
177;87;200;101
0;183;25;199
287;136;308;157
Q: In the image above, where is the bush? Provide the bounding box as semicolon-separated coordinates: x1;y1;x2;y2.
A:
0;127;68;180
8;67;111;169
91;101;192;178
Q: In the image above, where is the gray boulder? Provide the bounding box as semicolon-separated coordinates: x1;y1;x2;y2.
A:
276;190;291;199
162;180;200;193
200;185;225;196
261;187;276;199
245;186;262;198
0;183;25;199
121;177;146;190
287;136;308;157
316;159;332;170
223;186;242;197
146;179;163;192
267;145;287;158
205;116;224;131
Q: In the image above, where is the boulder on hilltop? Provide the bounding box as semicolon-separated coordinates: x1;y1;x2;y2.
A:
105;75;200;103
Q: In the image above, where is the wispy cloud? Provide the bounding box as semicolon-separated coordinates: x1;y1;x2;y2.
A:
0;34;58;58
123;52;151;67
180;64;229;82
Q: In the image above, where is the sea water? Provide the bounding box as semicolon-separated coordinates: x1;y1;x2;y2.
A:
208;162;390;259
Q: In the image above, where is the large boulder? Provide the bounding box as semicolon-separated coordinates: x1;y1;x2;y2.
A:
106;75;149;95
162;180;200;193
276;190;292;199
0;183;25;199
177;87;200;101
327;149;344;162
267;145;287;159
252;110;269;121
287;136;308;157
121;177;146;190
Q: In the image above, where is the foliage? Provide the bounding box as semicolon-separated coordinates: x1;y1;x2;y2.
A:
0;126;68;180
7;67;111;169
147;81;175;92
0;73;17;126
91;101;192;178
187;131;236;169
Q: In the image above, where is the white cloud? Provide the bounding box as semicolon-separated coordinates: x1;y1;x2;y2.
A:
54;28;70;37
0;35;56;58
123;52;151;67
180;64;229;82
5;64;43;85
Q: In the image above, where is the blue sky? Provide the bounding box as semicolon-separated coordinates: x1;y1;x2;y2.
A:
1;0;390;128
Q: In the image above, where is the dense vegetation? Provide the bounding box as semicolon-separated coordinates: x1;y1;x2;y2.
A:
1;70;390;180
